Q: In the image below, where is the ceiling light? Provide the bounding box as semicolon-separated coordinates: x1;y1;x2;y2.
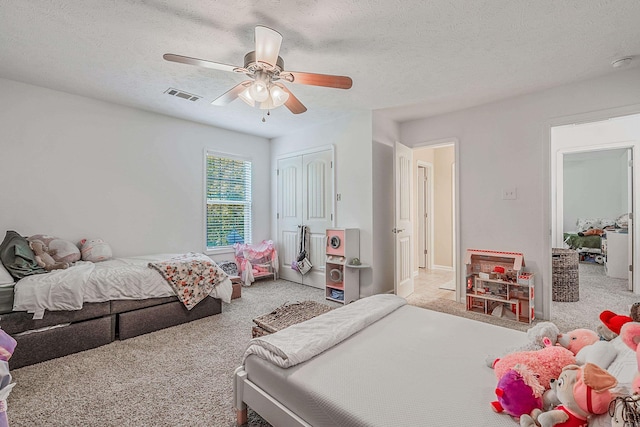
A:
611;57;633;68
270;84;289;107
238;88;255;107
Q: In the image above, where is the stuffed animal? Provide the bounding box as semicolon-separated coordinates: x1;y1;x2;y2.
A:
519;363;617;427
558;328;618;369
630;303;640;323
493;338;576;391
491;364;544;419
28;240;69;271
0;329;17;427
620;322;640;395
486;321;561;368
597;310;633;341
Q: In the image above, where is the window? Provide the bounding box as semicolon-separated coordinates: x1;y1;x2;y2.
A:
205;152;252;250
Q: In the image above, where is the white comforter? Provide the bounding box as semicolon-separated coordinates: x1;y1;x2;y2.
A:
243;294;407;368
13;254;232;319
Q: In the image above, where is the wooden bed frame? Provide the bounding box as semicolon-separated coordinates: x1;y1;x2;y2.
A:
5;295;222;369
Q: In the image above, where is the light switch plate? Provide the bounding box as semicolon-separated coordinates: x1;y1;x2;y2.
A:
502;188;517;200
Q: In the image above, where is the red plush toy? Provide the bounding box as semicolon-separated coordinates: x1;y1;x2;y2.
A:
599;310;633;338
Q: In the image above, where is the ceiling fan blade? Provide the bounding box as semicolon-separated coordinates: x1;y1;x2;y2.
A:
211;81;252;106
254;26;282;67
163;53;241;73
283;71;353;89
279;85;307;114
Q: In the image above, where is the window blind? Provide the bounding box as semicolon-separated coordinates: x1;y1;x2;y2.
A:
206;153;252;249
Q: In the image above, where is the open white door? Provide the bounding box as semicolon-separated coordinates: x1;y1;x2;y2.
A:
627;148;634;290
394;141;414;298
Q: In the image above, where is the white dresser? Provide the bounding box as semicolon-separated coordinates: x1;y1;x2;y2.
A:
604;231;629;279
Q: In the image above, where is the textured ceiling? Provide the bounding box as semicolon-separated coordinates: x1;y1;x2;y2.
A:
1;1;639;139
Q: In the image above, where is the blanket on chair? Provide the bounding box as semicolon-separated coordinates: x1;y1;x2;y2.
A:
148;253;228;310
243;294;407;368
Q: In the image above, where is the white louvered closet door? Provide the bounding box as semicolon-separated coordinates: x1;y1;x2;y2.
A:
277;149;334;288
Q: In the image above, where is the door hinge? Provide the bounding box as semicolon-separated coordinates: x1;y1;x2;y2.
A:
630;212;634;220
629;159;633;167
277;169;279;176
277;213;280;219
330;161;333;168
331;213;333;221
424;249;428;254
630;265;634;272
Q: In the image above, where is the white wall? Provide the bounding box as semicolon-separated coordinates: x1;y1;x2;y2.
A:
398;66;640;319
0;78;271;260
563;149;628;231
271;111;379;296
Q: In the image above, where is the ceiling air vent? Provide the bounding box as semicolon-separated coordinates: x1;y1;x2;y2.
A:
164;88;201;102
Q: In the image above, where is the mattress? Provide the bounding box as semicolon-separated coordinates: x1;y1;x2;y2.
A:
12;253;232;317
244;305;529;427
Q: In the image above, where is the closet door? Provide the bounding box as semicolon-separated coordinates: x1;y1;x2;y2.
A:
277;156;303;283
301;149;334;288
277;149;334;287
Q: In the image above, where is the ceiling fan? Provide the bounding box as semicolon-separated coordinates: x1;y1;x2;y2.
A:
164;26;353;115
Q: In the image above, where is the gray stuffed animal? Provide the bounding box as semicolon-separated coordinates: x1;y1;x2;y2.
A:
486;321;560;368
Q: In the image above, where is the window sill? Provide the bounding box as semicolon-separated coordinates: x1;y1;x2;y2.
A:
205;247;235;256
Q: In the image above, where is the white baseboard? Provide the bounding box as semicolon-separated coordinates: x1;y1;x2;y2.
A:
432;265;453;271
413;270;419;277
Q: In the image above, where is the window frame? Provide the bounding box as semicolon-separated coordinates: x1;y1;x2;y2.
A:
203;150;253;254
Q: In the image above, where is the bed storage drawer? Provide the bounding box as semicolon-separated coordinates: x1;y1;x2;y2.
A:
10;315;114;370
0;302;111;335
117;296;222;340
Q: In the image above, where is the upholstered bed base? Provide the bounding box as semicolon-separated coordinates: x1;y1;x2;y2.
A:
5;296;222;369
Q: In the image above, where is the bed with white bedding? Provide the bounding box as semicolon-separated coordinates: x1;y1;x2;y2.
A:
4;253;232;369
234;294;531;427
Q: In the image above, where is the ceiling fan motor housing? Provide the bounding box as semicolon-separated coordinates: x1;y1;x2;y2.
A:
243;51;284;74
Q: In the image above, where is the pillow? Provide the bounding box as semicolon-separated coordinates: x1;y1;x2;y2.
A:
599;218;617;229
79;238;112;262
576;218;601;232
0;230;46;279
27;234;81;263
0;262;14;285
616;213;629;229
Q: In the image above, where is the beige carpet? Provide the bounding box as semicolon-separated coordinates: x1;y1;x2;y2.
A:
7;264;633;426
8;279;339;427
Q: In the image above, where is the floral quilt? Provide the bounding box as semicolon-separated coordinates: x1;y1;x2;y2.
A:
148;253;228;310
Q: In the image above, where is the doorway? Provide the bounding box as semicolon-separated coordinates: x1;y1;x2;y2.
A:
410;143;457;301
549;112;640;325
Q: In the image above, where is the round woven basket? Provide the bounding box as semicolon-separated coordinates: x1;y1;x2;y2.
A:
552;248;579;302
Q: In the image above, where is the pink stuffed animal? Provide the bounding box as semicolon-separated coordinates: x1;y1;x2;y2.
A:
519;363;617;427
493;338;576;390
620;321;640;395
558;328;618;369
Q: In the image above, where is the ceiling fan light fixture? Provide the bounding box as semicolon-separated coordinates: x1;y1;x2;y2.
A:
270;84;289;107
249;72;270;102
238;88;255;107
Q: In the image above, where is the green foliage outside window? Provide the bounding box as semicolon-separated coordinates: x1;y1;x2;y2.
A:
206;155;252;249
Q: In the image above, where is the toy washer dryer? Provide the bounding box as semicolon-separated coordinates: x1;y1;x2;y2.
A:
325;228;360;304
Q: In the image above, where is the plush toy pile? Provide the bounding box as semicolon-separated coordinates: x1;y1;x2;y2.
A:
487;313;640;426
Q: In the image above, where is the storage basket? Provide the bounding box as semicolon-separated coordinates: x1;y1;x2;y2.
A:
552;248;579;302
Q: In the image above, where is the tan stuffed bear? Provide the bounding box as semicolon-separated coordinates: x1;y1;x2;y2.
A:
29;240;69;271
